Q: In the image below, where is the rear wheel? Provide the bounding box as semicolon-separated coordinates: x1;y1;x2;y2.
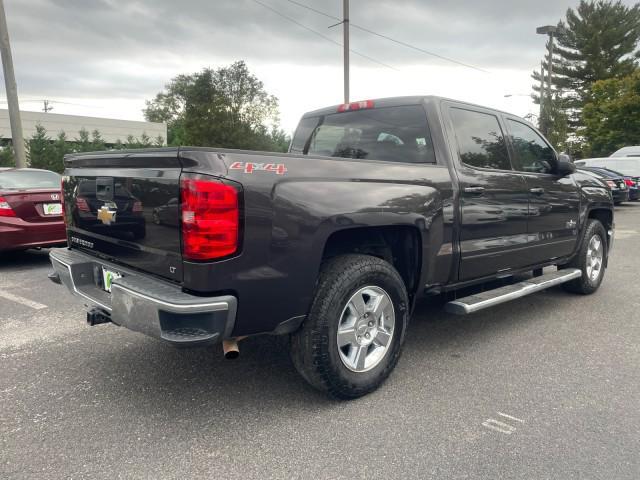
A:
290;254;409;399
563;219;607;294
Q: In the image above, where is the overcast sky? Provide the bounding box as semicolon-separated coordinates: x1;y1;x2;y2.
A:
2;0;638;134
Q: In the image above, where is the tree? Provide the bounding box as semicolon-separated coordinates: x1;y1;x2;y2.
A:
90;129;106;151
583;70;640;156
75;128;92;152
144;61;290;152
0;143;14;167
53;132;72;170
531;1;640;147
27;124;62;172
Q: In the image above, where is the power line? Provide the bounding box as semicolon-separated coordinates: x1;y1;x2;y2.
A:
286;0;490;74
251;0;398;71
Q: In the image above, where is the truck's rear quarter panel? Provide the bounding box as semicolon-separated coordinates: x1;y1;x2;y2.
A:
179;149;455;336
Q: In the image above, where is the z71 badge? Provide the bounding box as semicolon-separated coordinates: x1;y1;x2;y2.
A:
229;161;287;175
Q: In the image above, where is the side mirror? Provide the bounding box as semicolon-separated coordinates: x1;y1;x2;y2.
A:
556;153;576;176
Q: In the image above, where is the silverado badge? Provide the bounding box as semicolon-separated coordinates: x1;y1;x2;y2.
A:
97;203;117;225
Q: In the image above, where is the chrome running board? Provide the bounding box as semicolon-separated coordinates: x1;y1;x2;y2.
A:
445;269;582;315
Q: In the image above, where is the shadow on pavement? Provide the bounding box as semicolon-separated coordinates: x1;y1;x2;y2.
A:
53;282;572;423
0;248;53;270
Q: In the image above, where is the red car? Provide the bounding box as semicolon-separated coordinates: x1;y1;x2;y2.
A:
0;168;66;251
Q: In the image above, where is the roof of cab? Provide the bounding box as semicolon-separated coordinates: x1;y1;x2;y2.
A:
300;95;521;119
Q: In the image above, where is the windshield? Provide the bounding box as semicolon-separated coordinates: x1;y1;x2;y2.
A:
0;170;61;190
291;105;436;164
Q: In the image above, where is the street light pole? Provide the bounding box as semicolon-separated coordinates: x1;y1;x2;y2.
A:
539;60;545;121
343;0;349;104
536;25;565;135
546;33;554;105
0;0;26;168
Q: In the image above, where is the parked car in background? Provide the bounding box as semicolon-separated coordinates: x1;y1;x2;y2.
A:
579;166;639;201
575;157;640;177
0;168;66;252
577;168;629;205
610;146;640;157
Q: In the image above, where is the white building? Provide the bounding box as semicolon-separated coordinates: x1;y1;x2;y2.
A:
0;109;167;144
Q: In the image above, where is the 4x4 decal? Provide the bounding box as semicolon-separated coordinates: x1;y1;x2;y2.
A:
229;161;287;175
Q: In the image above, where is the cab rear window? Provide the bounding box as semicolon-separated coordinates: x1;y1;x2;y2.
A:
291;105;436;164
0;170;60;189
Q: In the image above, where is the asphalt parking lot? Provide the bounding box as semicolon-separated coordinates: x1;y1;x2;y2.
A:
1;206;639;480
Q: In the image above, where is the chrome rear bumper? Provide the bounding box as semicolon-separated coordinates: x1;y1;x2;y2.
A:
49;248;237;346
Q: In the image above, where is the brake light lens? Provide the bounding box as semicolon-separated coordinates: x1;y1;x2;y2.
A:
180;176;239;261
76;197;90;212
0;197;15;217
624;178;635;187
132;200;143;213
606;180;616;188
337;100;374;112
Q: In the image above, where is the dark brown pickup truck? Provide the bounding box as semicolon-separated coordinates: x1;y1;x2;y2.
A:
49;96;614;398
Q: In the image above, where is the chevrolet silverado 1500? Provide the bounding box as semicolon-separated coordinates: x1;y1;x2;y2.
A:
49;96;614;398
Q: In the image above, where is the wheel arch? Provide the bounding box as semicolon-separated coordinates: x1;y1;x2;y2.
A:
320;225;423;305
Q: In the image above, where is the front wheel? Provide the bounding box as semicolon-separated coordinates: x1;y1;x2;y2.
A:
562;219;607;294
290;254;409;399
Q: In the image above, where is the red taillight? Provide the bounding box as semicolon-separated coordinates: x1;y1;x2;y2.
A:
76;197;90;212
337;100;374;113
180;176;239;261
624;178;635;187
132;200;143;213
0;196;15;217
606;180;616;188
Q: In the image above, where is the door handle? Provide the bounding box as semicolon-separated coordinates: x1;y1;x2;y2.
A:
464;186;485;194
530;187;545;195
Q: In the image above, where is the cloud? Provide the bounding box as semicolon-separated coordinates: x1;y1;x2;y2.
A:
1;0;638;131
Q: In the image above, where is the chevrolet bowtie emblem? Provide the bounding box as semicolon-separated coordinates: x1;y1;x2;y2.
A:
97;204;117;225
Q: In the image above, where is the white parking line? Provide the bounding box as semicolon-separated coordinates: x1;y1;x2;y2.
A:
482;412;525;435
482;419;516;434
497;412;525;423
0;291;47;310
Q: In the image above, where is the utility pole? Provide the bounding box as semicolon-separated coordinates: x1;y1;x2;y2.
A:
343;0;349;104
0;0;26;168
43;99;53;113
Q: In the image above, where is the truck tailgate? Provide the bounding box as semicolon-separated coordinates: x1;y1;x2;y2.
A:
63;150;183;283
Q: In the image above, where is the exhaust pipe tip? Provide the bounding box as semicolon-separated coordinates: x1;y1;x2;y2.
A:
224;349;240;360
222;337;247;359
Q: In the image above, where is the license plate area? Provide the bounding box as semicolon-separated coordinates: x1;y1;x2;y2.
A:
43;203;62;215
101;267;122;293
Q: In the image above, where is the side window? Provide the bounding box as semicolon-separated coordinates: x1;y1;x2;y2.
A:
290;117;319;153
507;120;556;174
450;108;512;171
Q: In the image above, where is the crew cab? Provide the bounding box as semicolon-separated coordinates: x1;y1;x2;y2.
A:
49;96;614;398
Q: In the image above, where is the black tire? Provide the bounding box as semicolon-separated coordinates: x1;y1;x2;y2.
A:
290;254;409;399
562;219;607;294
